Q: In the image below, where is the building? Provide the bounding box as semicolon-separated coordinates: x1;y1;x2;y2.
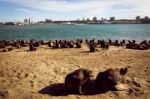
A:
101;18;109;24
28;19;30;24
45;19;52;23
24;19;28;24
136;16;140;20
24;19;31;24
87;18;90;22
4;22;15;25
112;20;137;24
93;17;97;22
136;16;141;24
145;16;149;20
82;17;85;21
0;22;3;25
140;16;150;24
110;17;115;21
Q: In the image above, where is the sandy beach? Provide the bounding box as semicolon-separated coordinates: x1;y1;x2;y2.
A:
0;44;150;99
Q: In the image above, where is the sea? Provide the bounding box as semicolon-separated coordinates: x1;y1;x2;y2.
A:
0;24;150;41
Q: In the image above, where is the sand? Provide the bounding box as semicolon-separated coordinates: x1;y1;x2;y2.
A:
0;44;150;99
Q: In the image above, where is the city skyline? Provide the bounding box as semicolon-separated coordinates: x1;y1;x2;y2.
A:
0;0;150;22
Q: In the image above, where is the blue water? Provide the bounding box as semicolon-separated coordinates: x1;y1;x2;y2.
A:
0;24;150;41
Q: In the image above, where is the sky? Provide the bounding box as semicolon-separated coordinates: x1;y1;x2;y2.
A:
0;0;150;22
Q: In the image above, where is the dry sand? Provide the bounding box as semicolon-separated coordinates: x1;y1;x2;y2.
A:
0;44;150;99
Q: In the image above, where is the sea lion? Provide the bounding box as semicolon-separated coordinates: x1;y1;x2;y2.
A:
96;67;128;91
89;43;95;52
65;68;93;94
29;43;37;51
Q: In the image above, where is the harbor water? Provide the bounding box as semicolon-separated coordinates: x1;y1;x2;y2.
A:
0;24;150;41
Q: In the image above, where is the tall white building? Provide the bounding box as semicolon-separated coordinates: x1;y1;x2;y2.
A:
24;19;31;24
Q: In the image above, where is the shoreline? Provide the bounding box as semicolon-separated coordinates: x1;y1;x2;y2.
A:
0;38;150;43
0;37;150;43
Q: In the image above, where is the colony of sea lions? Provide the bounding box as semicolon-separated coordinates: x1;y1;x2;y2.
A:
64;67;128;94
0;39;82;51
126;40;150;50
0;39;148;95
87;39;150;52
0;39;150;52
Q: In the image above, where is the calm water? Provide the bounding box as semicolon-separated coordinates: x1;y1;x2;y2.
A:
0;24;150;41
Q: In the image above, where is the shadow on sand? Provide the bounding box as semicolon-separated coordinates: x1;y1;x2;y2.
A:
39;80;108;96
79;51;92;53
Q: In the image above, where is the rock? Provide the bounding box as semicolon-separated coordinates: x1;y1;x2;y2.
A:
115;84;129;91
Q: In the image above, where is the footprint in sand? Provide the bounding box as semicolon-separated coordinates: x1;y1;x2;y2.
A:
17;73;29;79
24;73;29;78
30;80;34;87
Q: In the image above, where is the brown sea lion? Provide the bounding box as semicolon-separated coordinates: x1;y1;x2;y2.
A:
96;67;128;91
65;68;93;94
29;43;37;51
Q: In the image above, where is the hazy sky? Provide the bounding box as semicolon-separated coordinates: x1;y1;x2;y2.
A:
0;0;150;22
